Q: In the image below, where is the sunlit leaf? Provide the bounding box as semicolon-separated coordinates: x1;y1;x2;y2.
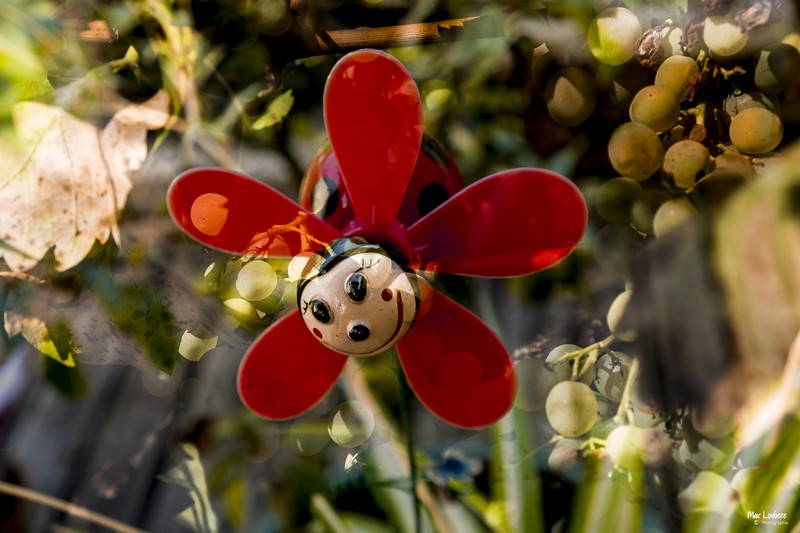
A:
252;90;294;130
161;443;219;533
4;314;78;367
0;90;170;272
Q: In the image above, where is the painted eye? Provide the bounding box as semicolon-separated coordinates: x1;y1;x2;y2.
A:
345;272;368;302
348;323;370;341
311;299;332;323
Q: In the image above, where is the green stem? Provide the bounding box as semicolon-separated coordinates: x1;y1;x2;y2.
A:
398;369;422;533
614;358;640;425
310;493;349;533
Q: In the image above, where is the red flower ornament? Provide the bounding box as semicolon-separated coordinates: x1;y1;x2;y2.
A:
167;49;587;428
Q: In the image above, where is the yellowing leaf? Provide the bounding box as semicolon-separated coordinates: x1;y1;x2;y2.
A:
161;443;219;533
252;90;294;130
0;90;170;272
4;314;78;367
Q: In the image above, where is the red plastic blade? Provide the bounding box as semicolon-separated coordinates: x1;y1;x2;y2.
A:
396;290;515;428
324;49;423;229
168;168;341;257
238;310;347;419
407;169;587;277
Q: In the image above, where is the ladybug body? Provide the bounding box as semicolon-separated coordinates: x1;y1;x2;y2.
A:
299;133;464;232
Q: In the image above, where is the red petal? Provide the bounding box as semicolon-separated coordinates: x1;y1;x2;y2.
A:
168;167;341;257
407;169;587;277
238;311;347;419
396;291;515;428
324;49;422;230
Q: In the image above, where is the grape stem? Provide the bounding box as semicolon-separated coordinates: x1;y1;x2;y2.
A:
686;102;706;128
613;357;640;425
552;335;615;379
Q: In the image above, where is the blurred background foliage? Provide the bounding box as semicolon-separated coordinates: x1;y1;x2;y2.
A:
2;0;800;532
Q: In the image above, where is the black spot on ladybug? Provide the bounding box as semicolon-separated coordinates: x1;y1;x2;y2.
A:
418;183;450;217
311;177;340;220
421;135;449;167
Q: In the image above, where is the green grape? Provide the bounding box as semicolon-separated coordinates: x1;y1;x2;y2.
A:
547;438;583;472
514;358;561;412
223;297;258;322
236;260;278;301
595;394;617;419
629;85;680;133
652;198;696;237
607;122;665;181
545;344;594;385
703;15;749;58
730;468;756;510
690;170;746;211
593;224;643;269
604;426;642;468
594;177;642;224
655;55;700;102
546;344;580;381
253;0;293;37
753;151;787;176
218;259;245;300
722;91;781;126
630;188;670;234
713;151;754;177
587;7;642;66
545;381;598;438
328;401;374;448
290;420;329;455
729;107;783;154
754;43;800;93
678;471;736;516
593;351;632;402
630;376;664;428
545;67;597;127
606;290;635;342
605;425;672;469
691;409;735;440
663;140;710;189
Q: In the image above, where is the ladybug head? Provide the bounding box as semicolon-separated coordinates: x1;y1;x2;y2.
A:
295;237;426;357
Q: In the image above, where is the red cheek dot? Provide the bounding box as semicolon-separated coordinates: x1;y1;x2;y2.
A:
313;328;322;338
381;288;393;301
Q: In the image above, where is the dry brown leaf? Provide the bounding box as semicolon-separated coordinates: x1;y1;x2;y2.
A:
0;90;170;272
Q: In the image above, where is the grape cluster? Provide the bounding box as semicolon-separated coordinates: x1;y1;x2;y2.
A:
517;285;741;517
201;255;295;330
523;1;797;521
536;2;798;245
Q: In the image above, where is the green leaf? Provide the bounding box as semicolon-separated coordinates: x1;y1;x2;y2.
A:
161;443;219;533
569;457;644;532
93;270;179;372
252;90;294;130
43;354;88;398
13;73;52;101
4;315;78;367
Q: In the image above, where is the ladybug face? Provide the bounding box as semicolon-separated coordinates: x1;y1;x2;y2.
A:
298;250;419;357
